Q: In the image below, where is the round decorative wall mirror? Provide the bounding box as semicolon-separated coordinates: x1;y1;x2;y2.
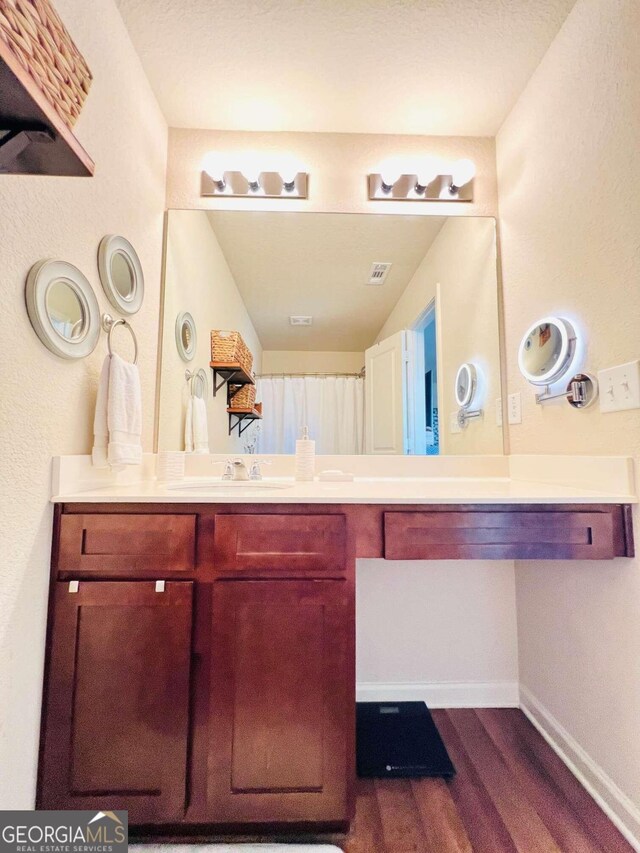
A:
175;311;197;361
98;235;144;315
25;260;100;359
518;317;576;386
455;362;477;408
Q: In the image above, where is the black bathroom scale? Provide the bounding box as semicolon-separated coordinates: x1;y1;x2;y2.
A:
356;701;455;779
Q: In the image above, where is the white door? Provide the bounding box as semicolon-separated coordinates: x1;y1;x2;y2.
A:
364;331;410;454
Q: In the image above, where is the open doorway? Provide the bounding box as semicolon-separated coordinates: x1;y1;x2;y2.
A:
410;299;440;456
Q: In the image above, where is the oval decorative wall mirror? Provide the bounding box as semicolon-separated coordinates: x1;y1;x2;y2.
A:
98;235;144;315
175;311;197;361
25;260;100;359
518;316;576;386
455;362;477;408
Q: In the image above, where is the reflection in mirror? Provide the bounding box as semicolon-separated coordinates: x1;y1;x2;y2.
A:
157;211;504;456
46;280;85;340
110;251;134;299
518;317;576;385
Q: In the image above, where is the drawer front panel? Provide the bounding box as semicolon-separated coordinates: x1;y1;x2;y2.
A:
58;513;196;575
384;511;617;560
213;514;346;575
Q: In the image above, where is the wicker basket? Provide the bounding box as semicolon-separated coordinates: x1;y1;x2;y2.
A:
0;0;93;127
210;330;253;376
228;383;256;411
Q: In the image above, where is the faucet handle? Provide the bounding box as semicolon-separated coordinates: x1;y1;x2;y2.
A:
249;459;271;481
221;459;234;480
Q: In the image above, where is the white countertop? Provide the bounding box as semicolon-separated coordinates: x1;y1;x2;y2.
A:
50;454;637;505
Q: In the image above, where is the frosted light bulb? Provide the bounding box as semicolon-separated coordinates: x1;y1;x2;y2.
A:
450;158;476;190
415;157;440;193
241;154;262;191
280;165;299;192
202;152;226;190
379;167;399;194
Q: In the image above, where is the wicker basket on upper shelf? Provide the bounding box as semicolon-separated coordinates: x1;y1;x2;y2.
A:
0;0;93;128
228;383;257;411
210;330;253;376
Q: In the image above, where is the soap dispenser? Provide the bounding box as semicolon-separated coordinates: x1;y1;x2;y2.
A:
295;425;315;482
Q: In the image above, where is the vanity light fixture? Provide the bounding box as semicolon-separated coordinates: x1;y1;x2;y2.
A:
201;154;308;199
368;158;475;202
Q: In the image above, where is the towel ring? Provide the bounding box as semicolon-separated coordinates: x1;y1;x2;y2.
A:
101;313;138;364
185;367;207;398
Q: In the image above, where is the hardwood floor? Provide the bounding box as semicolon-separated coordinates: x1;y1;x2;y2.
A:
336;709;634;853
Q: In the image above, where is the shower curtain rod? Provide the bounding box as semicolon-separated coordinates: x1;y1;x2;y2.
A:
257;370;365;378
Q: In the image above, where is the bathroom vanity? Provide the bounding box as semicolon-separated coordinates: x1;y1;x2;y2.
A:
37;461;635;835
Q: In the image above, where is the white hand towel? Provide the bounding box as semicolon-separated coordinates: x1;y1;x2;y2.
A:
91;356;110;468
107;353;142;466
192;395;210;454
184;396;194;453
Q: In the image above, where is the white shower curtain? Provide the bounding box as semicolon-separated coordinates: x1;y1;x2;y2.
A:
256;375;365;454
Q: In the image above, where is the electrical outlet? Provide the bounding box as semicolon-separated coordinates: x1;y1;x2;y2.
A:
495;398;503;427
450;411;462;434
508;392;522;424
598;360;640;413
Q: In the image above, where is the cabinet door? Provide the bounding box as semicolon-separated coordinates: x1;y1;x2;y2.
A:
208;580;353;825
38;581;193;823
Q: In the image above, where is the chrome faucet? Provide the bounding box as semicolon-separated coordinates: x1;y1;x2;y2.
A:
222;458;250;481
248;459;271;481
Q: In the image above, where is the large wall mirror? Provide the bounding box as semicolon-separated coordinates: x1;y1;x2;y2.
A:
157;210;504;456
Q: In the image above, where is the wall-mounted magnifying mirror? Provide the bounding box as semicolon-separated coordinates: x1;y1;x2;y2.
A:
518;316;576;386
25;259;100;359
175;311;197;361
454;362;483;428
98;235;144;315
455;363;477;409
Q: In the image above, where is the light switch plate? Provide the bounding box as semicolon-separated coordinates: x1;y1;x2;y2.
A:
598;360;640;413
508;392;522;424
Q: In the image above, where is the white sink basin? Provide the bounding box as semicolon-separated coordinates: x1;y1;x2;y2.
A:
165;478;293;491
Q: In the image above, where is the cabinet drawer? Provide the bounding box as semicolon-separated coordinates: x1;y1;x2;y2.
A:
58;513;196;576
213;513;347;576
384;510;619;560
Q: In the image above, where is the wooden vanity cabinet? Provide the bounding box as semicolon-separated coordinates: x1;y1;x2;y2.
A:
37;580;193;823
38;500;633;836
207;579;353;824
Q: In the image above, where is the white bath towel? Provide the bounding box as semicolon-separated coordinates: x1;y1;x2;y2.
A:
184;396;194;453
185;395;210;454
91;356;110;468
103;353;142;466
192;395;210;454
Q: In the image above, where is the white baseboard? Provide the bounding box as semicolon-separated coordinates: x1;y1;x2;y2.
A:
356;680;519;708
520;685;640;852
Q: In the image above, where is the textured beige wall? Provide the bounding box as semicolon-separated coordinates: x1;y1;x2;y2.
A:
379;218;503;455
497;0;640;823
261;351;364;374
166;129;498;217
158;211;262;452
0;0;167;808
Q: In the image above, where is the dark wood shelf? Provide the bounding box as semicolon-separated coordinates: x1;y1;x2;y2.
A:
210;361;255;398
0;40;94;176
227;407;262;437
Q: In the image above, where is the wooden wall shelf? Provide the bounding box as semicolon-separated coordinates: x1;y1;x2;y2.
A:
227;407;263;436
0;39;94;176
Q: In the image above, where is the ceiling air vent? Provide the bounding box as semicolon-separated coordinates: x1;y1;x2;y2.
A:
289;315;313;326
367;262;392;285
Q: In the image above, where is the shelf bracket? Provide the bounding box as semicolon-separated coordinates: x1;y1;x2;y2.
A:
0;126;55;173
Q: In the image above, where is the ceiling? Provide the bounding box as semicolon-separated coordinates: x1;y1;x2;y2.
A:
116;0;575;136
206;211;446;351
